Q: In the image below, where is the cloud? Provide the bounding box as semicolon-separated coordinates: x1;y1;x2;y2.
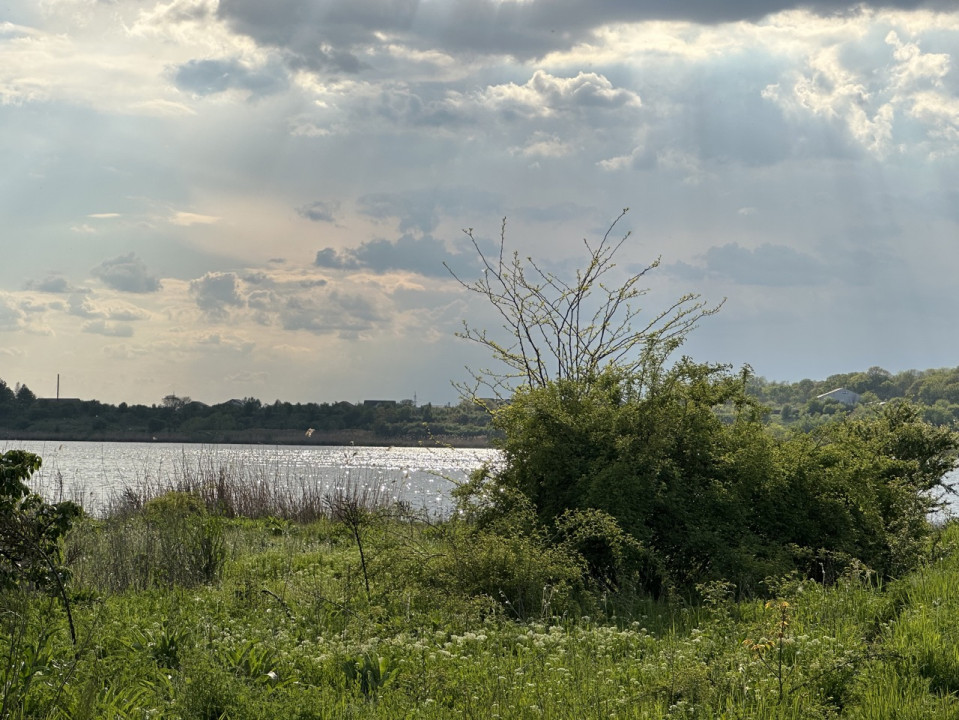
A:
297;199;341;223
314;249;358;270
172;56;288;97
67;294;150;321
25;276;87;294
91;254;161;293
511;132;574;159
484;70;642;115
668;243;829;286
315;233;478;277
216;0;386;73
194;332;255;353
759;23;959;158
81;319;135;337
356;186;501;233
190;272;245;318
171;211;220;226
279;290;383;337
215;0;952;74
0;295;25;331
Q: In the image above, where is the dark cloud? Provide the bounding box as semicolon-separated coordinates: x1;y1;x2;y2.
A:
91;254;161;293
297;200;340;223
668;243;829;286
173;57;288;97
314;248;359;270
216;0;948;68
190;272;245;318
316;233;478;277
216;0;396;72
279;291;382;336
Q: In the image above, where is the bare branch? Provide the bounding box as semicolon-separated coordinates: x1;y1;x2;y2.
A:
449;210;723;398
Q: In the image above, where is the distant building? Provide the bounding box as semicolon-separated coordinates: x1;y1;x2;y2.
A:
363;400;397;407
816;388;860;406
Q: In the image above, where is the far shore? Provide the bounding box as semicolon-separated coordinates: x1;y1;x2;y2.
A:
0;428;492;449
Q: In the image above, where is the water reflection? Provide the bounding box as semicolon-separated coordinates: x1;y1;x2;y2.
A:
1;440;500;516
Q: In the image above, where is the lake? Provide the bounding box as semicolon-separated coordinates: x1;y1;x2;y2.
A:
4;439;956;520
1;440;501;516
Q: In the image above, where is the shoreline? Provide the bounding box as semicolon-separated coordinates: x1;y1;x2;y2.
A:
0;428;493;449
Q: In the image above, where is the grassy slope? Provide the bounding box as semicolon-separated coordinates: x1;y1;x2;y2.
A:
5;515;959;718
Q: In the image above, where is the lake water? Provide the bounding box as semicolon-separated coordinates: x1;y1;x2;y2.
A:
4;439;956;520
1;440;501;517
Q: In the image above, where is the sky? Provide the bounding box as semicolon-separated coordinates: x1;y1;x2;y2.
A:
1;0;958;406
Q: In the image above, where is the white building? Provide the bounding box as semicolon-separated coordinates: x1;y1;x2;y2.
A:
816;388;860;406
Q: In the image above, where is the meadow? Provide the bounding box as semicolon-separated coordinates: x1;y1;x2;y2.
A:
4;458;959;720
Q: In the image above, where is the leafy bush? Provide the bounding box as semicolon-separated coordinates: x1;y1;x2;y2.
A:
460;364;958;594
0;450;81;592
69;490;225;592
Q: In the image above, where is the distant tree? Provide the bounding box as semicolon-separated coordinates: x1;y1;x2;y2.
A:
14;383;36;406
795;379;816;402
161;394;191;411
805;398;824;415
0;379;14;405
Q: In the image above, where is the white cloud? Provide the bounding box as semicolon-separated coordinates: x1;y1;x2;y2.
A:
171;211;220;226
760;16;958;157
477;70;642;118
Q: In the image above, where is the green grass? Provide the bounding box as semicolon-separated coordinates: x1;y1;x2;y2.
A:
5;506;959;718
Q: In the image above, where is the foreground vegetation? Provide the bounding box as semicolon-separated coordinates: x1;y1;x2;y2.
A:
4;465;959;718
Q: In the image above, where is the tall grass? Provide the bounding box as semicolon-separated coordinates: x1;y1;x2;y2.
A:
102;450;397;523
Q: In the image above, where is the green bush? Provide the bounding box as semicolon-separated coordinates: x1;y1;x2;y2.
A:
466;365;959;595
0;450;81;593
68;491;225;592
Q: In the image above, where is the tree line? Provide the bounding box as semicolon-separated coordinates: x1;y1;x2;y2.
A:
4;361;959;447
749;364;959;429
0;380;492;445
